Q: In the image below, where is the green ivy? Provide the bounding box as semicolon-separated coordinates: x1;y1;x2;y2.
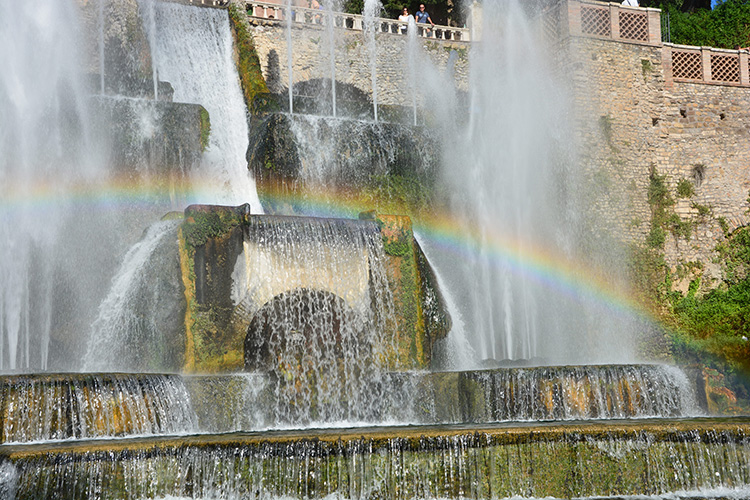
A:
676;178;695;198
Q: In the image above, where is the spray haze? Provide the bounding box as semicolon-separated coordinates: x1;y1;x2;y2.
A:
431;0;640;366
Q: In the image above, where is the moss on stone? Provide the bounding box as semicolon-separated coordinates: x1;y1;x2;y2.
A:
227;3;276;115
199;106;211;152
178;205;251;373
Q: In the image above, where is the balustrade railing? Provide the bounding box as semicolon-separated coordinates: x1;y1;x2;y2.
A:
665;44;750;86
243;0;470;41
567;0;662;45
182;0;230;6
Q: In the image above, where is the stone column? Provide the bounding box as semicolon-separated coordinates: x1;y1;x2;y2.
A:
701;47;711;82
566;0;582;38
609;4;620;40
647;9;662;45
662;44;674;90
740;50;749;86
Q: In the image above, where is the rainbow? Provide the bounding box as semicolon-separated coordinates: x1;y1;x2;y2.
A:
1;173;659;327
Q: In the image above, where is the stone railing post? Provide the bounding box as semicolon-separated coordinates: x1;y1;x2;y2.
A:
647;9;661;44
740;50;749;86
662;43;674;90
609;3;620;40
701;47;711;82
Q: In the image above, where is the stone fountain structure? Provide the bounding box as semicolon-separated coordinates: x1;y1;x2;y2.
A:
1;0;750;498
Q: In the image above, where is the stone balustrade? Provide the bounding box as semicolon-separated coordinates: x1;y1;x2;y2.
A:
243;0;470;41
561;0;662;45
553;0;750;87
182;0;230;6
664;43;750;87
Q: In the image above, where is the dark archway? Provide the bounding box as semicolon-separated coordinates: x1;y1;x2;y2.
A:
244;288;378;423
244;288;364;372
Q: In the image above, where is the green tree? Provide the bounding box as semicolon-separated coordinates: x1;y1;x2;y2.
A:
642;0;750;48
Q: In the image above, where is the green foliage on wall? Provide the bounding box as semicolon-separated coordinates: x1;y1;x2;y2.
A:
182;210;242;248
199;107;211;152
227;4;273;114
676;178;695;198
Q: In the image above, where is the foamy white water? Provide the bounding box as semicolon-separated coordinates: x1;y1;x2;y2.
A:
84;219;180;371
153;2;263;212
0;0;100;371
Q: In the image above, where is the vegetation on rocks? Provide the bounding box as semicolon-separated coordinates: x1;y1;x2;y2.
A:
632;168;750;412
227;3;276;115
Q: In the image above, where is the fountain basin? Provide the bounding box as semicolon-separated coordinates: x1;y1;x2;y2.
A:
2;418;750;499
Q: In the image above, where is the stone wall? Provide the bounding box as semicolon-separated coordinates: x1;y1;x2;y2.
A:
568;35;750;286
249;20;469;107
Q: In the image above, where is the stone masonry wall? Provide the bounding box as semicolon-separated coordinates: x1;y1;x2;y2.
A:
249;20;469;107
568;35;750;287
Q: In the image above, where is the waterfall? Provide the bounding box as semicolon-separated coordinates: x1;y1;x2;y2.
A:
363;0;381;121
415;232;476;371
0;373;197;443
0;0;103;371
84;219;182;372
9;425;750;499
152;2;262;212
138;0;159;100
468;364;702;421
232;216;396;425
98;0;105;94
435;0;640;365
325;1;339;117
286;0;294;115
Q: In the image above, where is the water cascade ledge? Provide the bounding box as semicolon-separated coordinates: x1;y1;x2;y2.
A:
2;419;750;499
0;374;197;443
184;364;704;432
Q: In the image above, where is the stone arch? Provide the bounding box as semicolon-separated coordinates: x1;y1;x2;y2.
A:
244;288;367;372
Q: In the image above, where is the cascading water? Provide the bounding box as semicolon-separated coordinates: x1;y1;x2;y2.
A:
3;1;750;498
464;364;701;421
8;423;750;499
324;0;341;117
286;0;294;115
435;0;639;365
285;115;437;190
415;233;476;370
138;0;159;100
0;373;197;443
152;2;263;212
363;0;382;121
98;0;106;94
233;216;397;425
84;219;183;372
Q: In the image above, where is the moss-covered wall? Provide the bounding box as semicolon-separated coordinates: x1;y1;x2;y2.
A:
227;2;276;115
363;212;450;369
179;204;252;373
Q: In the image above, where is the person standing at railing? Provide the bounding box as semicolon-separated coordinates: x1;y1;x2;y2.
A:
399;8;412;34
415;4;434;37
621;0;639;6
